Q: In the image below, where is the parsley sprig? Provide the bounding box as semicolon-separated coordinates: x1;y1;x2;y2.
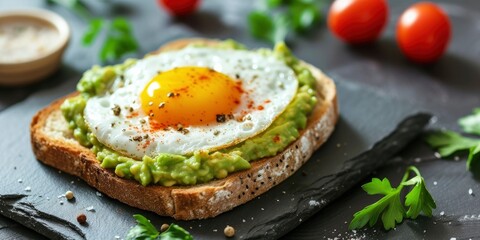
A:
126;214;193;240
83;18;138;62
468;145;480;174
459;108;480;135
425;131;480;157
46;0;138;62
425;108;480;174
349;166;436;230
248;0;325;44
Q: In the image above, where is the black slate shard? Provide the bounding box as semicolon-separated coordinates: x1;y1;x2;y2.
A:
0;195;86;240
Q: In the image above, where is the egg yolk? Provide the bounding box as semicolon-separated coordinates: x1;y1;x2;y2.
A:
140;67;242;128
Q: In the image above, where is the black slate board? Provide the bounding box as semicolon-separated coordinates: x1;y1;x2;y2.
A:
0;77;429;239
2;0;480;239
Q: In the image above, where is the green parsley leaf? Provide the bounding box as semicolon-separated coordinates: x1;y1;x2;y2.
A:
125;215;193;240
100;18;139;62
158;224;194;240
459;108;480;135
111;17;133;35
126;214;159;240
248;0;324;44
350;166;436;230
402;167;436;219
349;178;404;230
380;195;405;230
247;11;288;44
266;0;284;8
46;0;139;62
82;18;103;45
467;144;480;175
426;108;480;175
248;11;274;42
425;131;480;157
362;178;394;195
289;1;321;33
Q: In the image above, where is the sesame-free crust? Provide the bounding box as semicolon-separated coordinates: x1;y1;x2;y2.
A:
30;38;338;220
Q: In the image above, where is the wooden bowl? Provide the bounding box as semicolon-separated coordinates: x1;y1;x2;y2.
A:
0;9;70;86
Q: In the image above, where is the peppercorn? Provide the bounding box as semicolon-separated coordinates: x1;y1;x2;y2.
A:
65;190;74;200
77;214;87;224
224;225;235;237
160;223;170;232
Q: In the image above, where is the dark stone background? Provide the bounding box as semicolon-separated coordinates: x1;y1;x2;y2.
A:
1;0;480;239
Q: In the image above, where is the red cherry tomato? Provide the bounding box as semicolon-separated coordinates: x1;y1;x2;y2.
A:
328;0;388;44
397;2;451;63
158;0;200;16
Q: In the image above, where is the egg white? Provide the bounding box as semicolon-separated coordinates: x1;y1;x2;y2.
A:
84;47;298;159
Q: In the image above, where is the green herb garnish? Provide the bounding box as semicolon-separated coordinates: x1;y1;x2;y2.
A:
288;0;321;33
467;144;480;174
459;108;480;135
126;214;193;240
248;11;288;44
82;18;103;45
425;130;480;157
425;108;480;174
349;166;436;230
46;0;139;62
248;0;324;44
96;18;139;62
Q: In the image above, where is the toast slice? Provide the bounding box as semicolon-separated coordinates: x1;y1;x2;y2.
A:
30;38;338;220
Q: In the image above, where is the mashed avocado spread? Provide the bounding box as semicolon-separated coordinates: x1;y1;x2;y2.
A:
61;40;317;186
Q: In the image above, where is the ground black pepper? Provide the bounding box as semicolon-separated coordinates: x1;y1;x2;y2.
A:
216;114;226;123
132;136;143;142
112;105;121;116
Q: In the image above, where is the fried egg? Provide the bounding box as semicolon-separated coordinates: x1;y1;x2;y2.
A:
84;47;298;159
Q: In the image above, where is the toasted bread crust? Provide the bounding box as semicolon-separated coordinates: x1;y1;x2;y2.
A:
30;38;338;220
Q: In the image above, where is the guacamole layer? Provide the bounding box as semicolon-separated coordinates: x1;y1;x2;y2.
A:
61;41;317;186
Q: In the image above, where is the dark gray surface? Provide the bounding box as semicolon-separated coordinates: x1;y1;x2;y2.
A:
0;0;479;239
